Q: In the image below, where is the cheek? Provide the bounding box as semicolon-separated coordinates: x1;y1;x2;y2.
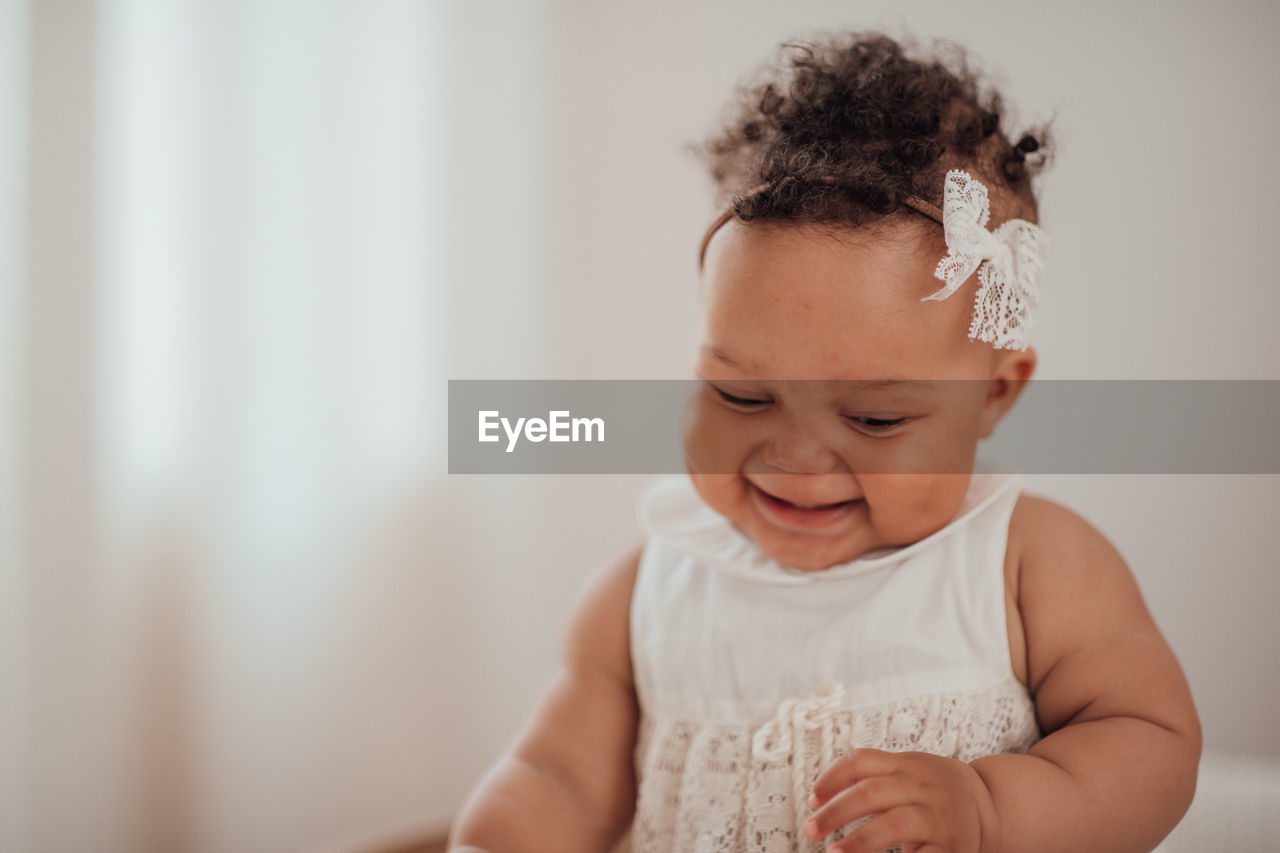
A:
682;397;756;473
688;472;744;519
949;393;989;440
864;406;984;475
862;475;970;541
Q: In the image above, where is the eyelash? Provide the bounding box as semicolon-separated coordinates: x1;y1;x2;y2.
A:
710;386;909;432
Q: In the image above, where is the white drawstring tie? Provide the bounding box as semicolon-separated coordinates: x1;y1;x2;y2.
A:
751;682;847;839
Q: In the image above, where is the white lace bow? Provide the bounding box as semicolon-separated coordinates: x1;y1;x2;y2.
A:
921;169;1047;351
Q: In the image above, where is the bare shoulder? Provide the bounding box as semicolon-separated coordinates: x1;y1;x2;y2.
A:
1012;492;1155;631
1009;490;1198;740
563;543;643;682
1009;491;1125;567
1002;492;1113;688
1009;490;1152;670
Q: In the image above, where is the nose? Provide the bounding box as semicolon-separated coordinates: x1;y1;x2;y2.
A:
761;415;840;474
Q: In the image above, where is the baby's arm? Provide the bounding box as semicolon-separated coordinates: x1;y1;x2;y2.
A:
448;546;642;853
807;497;1201;853
970;497;1201;851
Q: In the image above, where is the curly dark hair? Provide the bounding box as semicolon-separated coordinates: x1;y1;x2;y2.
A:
696;31;1054;232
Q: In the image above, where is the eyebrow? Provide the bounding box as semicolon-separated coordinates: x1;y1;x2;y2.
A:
702;344;764;374
701;345;941;391
848;379;941;391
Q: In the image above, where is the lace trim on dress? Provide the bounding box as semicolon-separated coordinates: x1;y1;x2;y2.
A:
631;677;1040;853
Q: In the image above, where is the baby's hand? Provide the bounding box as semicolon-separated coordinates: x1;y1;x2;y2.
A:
804;748;997;853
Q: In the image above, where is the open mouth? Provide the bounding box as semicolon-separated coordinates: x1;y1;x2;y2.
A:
768;494;856;510
748;482;861;530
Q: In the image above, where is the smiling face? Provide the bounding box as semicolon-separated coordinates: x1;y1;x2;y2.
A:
684;218;1036;571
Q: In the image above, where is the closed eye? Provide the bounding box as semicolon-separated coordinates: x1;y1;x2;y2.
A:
847;416;908;431
707;382;909;430
710;385;770;409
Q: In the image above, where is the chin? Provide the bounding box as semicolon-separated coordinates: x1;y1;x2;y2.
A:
770;545;856;571
749;526;865;572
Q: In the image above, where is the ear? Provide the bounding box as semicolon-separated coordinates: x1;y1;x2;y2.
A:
980;347;1037;439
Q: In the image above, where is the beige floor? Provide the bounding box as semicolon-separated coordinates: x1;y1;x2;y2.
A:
372;836;447;853
383;829;632;853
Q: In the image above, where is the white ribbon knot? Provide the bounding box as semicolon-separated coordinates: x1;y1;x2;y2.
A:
751;682;847;763
920;169;1047;351
752;683;847;839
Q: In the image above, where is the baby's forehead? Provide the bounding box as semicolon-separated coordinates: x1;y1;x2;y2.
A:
700;219;982;372
699;346;965;391
697;336;991;383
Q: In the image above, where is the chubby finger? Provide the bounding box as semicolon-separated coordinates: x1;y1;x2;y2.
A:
810;748;902;808
826;804;930;853
804;775;917;840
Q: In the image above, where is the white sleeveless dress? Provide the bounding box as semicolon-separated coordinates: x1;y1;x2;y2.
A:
626;464;1039;853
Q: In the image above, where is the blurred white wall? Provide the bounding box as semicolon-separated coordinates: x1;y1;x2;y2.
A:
4;1;1278;852
1;0;29;849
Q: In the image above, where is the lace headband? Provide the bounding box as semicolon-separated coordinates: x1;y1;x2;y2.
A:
696;169;1047;351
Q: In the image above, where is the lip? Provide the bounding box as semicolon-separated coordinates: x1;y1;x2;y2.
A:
747;481;862;532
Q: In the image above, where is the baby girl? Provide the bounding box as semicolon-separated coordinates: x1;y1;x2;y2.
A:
449;30;1200;853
